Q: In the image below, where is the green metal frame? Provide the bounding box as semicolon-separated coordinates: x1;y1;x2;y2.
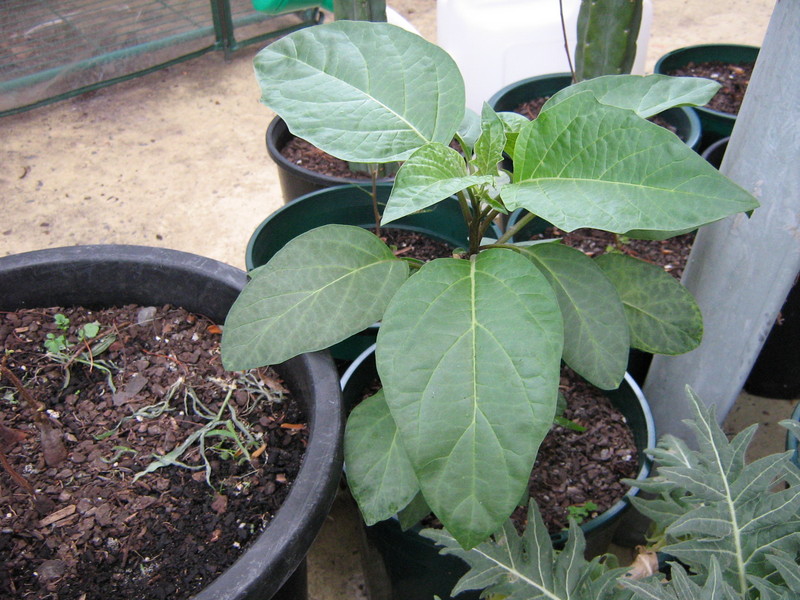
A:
0;1;321;117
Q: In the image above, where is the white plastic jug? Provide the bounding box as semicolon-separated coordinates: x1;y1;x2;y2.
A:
437;0;653;112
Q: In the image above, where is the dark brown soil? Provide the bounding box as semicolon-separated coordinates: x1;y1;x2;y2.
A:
665;60;752;115
515;97;679;136
514;369;638;534
525;225;695;279
375;228;456;262
281;136;366;179
0;305;307;599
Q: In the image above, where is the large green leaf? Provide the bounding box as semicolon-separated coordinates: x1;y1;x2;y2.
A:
546;74;720;119
253;21;464;162
344;390;420;525
502;92;759;235
221;225;408;370
375;250;564;548
594;253;702;355
520;243;629;389
382;143;492;225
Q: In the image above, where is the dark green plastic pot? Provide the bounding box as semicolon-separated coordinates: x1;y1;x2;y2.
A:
654;44;759;145
246;184;495;361
341;345;655;600
487;72;702;149
0;245;344;600
266;116;394;204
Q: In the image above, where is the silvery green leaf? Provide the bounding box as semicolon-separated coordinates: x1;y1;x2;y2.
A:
594;253;702;355
545;74;721;118
344;390;420;525
376;250;563;548
623;559;738;600
519;242;629;389
502;92;758;236
422;502;629;599
254;21;464;162
633;387;800;597
382;143;492;225
222;225;408;369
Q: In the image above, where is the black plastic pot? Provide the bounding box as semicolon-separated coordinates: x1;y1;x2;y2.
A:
340;345;655;600
246;184;496;361
487;72;703;150
0;244;344;600
654;44;759;148
267;116;394;204
701;135;730;168
744;274;800;400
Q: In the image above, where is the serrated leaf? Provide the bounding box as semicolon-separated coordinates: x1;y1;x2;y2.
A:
634;387;800;598
502;92;758;235
545;75;721;119
221;225;408;369
519;243;629;389
472;104;506;176
376;250;563;548
344;390;420;524
594;253;702;355
382;143;492;225
422;502;628;600
254;21;464;162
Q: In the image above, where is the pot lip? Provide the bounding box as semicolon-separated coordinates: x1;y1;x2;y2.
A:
266;115;395;186
653;43;760;121
341;344;656;542
0;244;344;600
487;72;573;112
486;73;702;149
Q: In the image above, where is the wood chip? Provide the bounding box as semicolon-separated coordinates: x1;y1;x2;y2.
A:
39;504;77;527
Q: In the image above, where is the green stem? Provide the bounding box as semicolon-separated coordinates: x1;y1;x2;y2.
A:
496;210;537;244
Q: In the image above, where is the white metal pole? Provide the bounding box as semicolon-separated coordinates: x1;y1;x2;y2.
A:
643;0;800;441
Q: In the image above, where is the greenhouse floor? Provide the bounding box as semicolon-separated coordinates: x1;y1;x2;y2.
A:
0;0;794;598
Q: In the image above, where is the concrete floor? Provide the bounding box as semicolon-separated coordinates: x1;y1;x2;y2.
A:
1;1;795;599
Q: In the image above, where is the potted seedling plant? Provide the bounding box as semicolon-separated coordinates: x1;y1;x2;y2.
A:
221;20;759;551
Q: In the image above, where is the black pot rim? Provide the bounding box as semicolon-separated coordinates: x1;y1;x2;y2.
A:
0;244;344;600
340;343;656;542
266;116;394;188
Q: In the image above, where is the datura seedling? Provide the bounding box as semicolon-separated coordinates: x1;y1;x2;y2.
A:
221;21;759;549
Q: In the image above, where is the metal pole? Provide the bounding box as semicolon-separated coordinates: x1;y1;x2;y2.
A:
643;0;800;441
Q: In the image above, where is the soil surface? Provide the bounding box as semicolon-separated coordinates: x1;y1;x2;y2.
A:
665;60;753;115
0;305;307;599
375;228;456;262
520;225;695;279
281;137;396;181
514;370;639;534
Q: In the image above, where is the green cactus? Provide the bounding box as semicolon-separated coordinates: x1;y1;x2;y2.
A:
575;0;643;81
333;0;386;22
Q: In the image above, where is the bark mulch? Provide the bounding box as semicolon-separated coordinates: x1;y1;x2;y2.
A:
1;305;307;599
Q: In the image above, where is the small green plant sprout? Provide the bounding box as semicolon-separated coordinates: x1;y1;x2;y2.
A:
222;21;759;549
427;389;800;600
43;314;116;391
566;500;599;525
